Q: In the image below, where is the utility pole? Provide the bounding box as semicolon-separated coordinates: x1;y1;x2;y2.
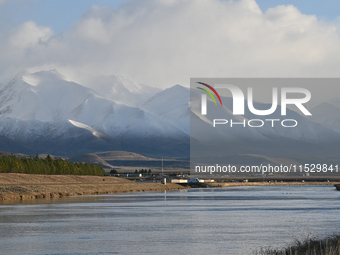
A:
162;157;166;185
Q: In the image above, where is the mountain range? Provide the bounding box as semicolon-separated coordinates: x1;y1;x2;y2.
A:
189;86;340;166
0;70;339;166
0;70;189;157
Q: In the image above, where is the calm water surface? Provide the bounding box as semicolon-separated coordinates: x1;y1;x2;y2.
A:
1;185;340;255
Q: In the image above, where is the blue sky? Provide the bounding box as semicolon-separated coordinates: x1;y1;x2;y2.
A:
0;0;339;34
257;0;340;20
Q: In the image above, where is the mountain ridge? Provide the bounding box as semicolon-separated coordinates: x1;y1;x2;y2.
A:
0;70;189;157
0;69;339;163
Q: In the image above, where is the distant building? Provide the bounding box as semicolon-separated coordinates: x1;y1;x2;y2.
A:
122;173;142;177
171;179;188;183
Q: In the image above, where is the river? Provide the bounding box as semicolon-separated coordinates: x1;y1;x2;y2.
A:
1;185;340;254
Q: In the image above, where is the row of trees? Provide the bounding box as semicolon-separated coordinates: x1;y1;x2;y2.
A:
0;154;105;176
135;169;152;174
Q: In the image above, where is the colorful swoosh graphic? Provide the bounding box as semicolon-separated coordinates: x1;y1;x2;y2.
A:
196;82;223;106
197;87;217;105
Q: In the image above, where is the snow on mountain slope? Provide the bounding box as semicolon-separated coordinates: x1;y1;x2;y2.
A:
1;69;339;158
0;116;125;155
0;70;193;157
142;85;190;135
0;70;187;140
0;117;105;142
86;75;161;107
309;102;340;132
0;70;94;122
0;115;190;156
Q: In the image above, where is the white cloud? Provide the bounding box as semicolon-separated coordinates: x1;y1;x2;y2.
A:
10;21;53;48
1;0;340;88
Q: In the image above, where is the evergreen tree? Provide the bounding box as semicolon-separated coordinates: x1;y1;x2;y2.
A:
0;154;104;176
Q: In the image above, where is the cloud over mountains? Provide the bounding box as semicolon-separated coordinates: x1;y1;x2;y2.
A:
1;0;340;88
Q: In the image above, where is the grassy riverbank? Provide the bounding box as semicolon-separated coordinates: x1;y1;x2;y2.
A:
255;235;340;255
0;173;186;201
0;173;338;201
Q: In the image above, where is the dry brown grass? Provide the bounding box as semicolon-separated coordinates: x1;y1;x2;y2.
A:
0;173;185;201
254;235;340;255
0;173;337;201
0;173;131;185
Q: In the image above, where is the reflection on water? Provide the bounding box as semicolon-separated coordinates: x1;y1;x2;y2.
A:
1;185;340;255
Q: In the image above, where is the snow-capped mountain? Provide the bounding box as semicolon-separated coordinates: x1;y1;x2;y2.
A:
0;69;339;159
0;70;189;156
309;102;340;132
85;75;160;107
142;85;190;135
190;88;340;158
0;70;182;137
